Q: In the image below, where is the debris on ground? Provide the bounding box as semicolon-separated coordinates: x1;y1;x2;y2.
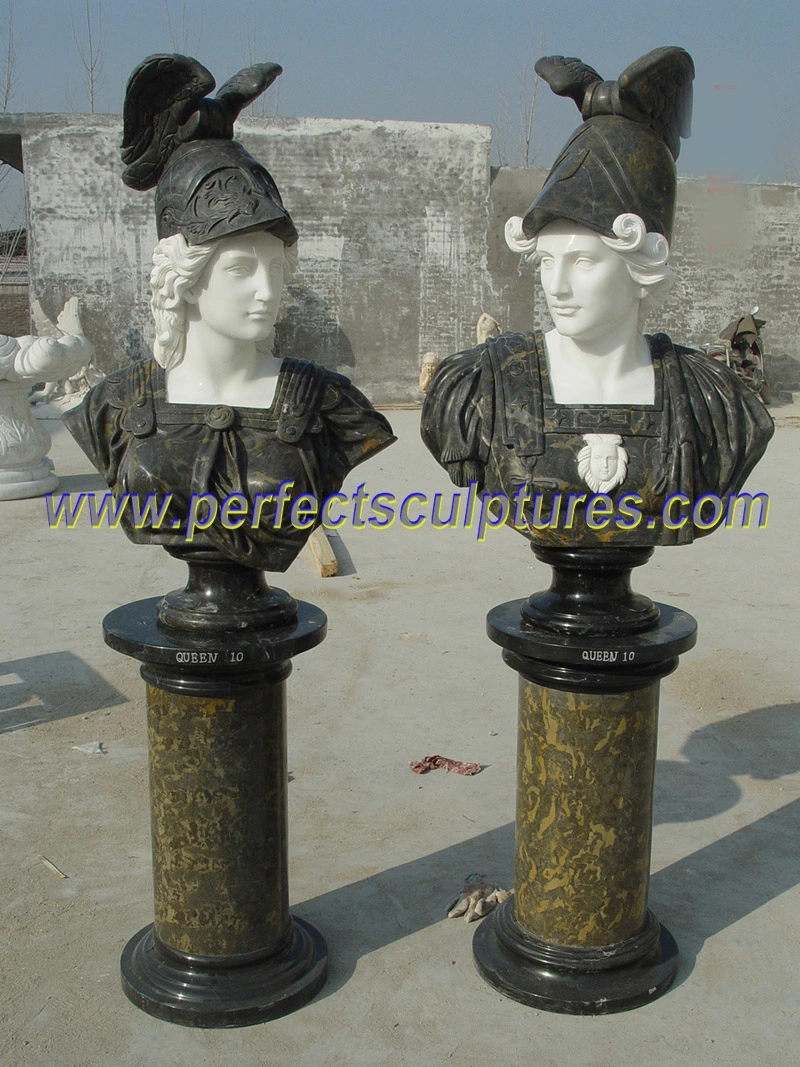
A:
37;855;69;879
447;875;512;922
307;526;338;576
409;754;482;776
71;742;106;755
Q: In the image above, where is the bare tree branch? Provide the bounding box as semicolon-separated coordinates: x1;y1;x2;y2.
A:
514;58;540;168
238;1;280;118
164;0;178;51
494;86;512;167
1;0;18;113
65;80;78;114
164;0;203;56
493;20;546;168
69;0;104;113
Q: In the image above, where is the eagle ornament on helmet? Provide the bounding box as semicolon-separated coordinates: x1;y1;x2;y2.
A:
521;47;695;244
120;53;297;246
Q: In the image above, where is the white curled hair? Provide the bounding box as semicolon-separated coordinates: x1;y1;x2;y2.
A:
505;212;674;317
149;233;299;370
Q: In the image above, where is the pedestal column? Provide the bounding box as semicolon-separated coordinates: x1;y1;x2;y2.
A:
0;380;58;499
103;561;328;1028
514;679;658;946
473;547;696;1014
143;664;293;962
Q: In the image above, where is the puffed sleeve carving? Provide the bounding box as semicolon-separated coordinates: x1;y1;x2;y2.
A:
657;336;774;543
420;347;490;490
660;340;773;493
317;370;396;488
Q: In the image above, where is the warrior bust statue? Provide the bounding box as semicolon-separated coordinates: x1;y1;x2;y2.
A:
421;47;773;548
65;55;395;589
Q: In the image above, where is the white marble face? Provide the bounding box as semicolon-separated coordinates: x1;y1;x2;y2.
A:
188;231;286;345
577;433;628;493
536;221;641;345
590;438;619;481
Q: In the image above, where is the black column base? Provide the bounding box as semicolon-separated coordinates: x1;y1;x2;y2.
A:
121;917;328;1028
473;898;677;1015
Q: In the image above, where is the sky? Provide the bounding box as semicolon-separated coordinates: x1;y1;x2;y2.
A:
2;0;800;224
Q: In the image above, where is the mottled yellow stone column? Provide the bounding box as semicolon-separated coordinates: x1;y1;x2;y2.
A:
106;591;328;1026
146;674;291;959
515;678;659;947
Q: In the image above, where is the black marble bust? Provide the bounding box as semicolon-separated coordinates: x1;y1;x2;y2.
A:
65;55;394;575
421;48;773;548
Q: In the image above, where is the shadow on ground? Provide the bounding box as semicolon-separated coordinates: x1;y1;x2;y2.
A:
0;651;128;733
655;701;800;824
297;701;800;997
653;797;800;988
296;823;514;997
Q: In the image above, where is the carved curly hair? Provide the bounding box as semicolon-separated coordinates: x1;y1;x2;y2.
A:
504;212;674;321
149;233;298;369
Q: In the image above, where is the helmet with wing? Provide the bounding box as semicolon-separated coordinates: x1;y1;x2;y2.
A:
121;53;297;246
522;47;695;242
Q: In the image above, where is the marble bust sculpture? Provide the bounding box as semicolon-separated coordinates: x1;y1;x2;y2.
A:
65;55;395;573
421;48;773;547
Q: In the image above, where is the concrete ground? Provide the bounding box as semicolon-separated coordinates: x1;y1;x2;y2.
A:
1;410;798;1067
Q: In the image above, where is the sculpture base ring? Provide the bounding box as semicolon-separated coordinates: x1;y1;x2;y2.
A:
473;898;678;1015
120;917;328;1028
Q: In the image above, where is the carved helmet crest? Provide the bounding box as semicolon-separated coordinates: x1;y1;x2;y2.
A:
121;53;297;246
522;47;695;242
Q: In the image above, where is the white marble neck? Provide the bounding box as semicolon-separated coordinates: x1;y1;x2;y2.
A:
165;327;283;408
544;324;654;406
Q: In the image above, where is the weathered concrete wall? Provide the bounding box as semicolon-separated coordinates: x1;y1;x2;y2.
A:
5;114;156;373
1;113;492;404
487;166;800;359
667;177;800;356
2;113;799;403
